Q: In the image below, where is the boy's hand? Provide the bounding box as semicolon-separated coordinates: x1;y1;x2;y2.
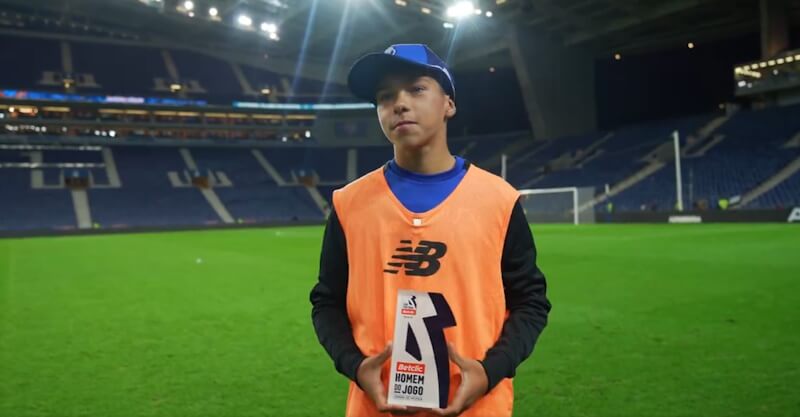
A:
431;343;489;417
356;343;418;415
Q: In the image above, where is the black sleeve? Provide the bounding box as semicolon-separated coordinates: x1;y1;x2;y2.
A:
480;199;552;391
309;207;366;383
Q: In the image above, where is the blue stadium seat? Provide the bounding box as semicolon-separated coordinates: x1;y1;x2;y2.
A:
71;41;168;95
0;34;62;90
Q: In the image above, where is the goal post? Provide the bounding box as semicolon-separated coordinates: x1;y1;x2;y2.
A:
518;186;596;225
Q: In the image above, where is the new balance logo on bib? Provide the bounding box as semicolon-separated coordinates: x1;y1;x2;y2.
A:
384;240;448;276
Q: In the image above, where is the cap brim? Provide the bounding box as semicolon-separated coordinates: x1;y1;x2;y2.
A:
347;53;451;104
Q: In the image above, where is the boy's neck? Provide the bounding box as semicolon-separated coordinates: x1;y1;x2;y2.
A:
393;137;455;175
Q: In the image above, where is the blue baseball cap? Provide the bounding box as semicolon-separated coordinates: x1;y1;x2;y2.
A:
348;44;456;104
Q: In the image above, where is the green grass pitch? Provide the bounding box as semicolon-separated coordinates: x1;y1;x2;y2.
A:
1;224;798;417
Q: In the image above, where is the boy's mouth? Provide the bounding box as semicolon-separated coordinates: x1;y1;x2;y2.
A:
393;121;417;130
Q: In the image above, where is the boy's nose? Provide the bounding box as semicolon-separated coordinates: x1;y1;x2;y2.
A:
393;91;411;114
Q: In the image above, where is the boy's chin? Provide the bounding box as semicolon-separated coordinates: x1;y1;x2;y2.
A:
389;134;433;149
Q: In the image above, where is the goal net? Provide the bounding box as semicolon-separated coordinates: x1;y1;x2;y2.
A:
518;187;596;224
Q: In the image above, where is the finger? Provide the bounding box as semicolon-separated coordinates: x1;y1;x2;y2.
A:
431;406;461;417
388;409;421;416
375;342;393;363
380;407;412;414
376;402;409;413
391;406;426;416
404;406;427;413
440;377;468;414
372;379;409;414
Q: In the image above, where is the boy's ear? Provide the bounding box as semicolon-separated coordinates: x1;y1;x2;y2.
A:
445;96;456;119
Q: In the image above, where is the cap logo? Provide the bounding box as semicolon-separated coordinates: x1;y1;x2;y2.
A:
385;46;397;56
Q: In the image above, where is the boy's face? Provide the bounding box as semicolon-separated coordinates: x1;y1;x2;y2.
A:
375;72;455;149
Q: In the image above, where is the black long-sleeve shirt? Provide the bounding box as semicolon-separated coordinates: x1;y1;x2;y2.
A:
310;198;551;391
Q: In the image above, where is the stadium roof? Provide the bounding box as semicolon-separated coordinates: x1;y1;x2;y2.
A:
1;0;798;77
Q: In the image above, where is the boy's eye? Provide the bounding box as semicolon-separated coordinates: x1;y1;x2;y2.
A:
411;85;426;93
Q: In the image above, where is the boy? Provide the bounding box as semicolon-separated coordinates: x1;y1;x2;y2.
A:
310;44;551;417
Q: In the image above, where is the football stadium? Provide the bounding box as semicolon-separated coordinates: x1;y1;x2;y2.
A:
1;0;799;416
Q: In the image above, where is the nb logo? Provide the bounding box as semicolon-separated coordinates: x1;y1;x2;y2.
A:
384;240;447;276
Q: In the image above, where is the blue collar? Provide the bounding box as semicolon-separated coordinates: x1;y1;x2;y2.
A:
386;156;468;183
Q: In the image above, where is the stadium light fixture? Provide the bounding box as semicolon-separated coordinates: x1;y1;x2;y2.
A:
260;22;278;33
485;11;493;17
183;1;194;11
188;11;195;17
787;56;795;63
208;7;218;17
777;58;785;64
237;14;253;27
268;32;279;41
443;22;455;28
395;0;407;6
795;54;800;61
261;88;272;95
446;1;475;19
305;130;312;138
687;42;694;49
736;67;762;79
421;7;431;14
614;53;621;61
489;67;496;73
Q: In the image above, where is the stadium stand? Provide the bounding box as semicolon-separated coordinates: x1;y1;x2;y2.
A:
3;101;800;232
609;104;800;211
0;34;62;90
169;49;241;97
2;20;800;233
0;169;76;231
750;170;800;208
89;147;220;228
71;41;168;95
0;33;351;104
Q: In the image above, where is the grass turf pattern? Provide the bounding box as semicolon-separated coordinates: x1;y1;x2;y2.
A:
1;224;798;416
